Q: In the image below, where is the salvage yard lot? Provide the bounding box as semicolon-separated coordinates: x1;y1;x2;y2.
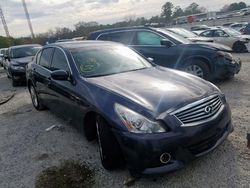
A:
0;54;250;188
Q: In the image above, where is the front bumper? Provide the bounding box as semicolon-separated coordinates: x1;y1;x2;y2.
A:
113;104;233;175
213;57;241;79
10;68;26;82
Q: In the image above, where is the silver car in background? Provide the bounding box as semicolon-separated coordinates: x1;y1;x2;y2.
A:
199;28;250;53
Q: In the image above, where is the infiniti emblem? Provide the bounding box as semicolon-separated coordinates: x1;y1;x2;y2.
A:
204;106;213;114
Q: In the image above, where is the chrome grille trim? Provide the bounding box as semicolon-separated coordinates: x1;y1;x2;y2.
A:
171;95;224;127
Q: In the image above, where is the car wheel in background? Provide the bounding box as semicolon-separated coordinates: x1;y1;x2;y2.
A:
183;60;209;80
29;84;45;110
96;115;125;170
233;41;247;53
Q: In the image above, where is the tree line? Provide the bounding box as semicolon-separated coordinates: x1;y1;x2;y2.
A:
0;1;248;48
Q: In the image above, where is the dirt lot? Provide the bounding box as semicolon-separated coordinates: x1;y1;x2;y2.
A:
0;54;250;188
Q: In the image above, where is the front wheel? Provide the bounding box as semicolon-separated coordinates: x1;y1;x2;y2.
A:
233;42;247;53
183;60;210;80
29;84;45;110
96;115;125;170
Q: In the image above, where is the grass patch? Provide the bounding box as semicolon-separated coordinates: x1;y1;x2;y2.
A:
35;160;95;188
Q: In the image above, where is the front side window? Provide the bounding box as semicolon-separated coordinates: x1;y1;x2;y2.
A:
98;31;135;45
200;30;212;37
136;31;163;45
214;30;228;37
39;48;54;69
71;46;152;77
50;49;70;72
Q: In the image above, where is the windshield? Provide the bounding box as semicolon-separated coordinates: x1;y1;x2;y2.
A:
71;46;152;77
11;46;41;58
168;28;197;38
156;28;191;44
224;28;241;37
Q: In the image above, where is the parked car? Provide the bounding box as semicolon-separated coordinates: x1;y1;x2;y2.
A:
222;23;234;27
230;22;248;32
0;48;7;67
89;26;241;80
166;28;214;42
199;28;250;52
242;23;250;35
6;44;41;86
26;41;234;176
1;48;9;69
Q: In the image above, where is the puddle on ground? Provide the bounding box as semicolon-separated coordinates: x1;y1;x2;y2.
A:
35;160;95;188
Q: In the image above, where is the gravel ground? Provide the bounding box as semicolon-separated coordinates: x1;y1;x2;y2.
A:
0;54;250;188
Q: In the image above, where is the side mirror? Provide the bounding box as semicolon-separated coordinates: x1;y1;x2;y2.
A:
51;70;69;81
161;39;173;48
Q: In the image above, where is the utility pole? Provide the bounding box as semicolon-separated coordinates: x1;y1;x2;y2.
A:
0;5;10;37
21;0;35;38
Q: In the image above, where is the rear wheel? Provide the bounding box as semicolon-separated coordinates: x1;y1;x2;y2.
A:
233;41;247;53
29;84;45;110
96;115;125;170
183;60;210;80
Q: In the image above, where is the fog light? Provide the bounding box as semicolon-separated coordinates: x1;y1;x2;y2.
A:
160;153;171;164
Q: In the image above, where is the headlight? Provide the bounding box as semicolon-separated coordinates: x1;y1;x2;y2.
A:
11;65;25;70
114;103;166;134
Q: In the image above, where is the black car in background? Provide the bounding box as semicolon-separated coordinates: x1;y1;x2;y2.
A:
6;44;41;86
26;41;233;176
243;23;250;35
89;26;241;81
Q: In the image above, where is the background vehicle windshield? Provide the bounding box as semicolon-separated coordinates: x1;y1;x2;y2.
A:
157;28;191;44
71;46;152;77
169;28;197;38
11;46;41;58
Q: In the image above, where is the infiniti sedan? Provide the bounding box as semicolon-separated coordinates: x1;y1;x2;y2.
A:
26;41;233;176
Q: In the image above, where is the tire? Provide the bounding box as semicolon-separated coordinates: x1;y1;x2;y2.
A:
182;60;210;80
96;115;125;170
29;84;46;110
233;42;247;53
12;79;18;87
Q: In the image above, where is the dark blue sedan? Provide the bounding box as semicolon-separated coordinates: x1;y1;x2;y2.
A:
26;41;233;176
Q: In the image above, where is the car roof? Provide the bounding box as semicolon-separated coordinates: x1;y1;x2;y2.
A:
10;44;41;49
46;40;123;50
89;26;155;38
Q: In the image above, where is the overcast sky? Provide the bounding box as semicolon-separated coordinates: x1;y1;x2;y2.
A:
0;0;248;37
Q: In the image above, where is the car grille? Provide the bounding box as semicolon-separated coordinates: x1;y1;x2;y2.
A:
171;95;223;127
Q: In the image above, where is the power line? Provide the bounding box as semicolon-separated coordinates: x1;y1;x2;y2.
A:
22;0;35;38
0;5;10;37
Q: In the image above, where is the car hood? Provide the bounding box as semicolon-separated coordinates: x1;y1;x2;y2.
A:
11;56;34;65
194;42;233;52
238;35;250;40
87;67;219;115
188;36;214;42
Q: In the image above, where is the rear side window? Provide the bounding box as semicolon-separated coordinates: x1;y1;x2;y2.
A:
136;31;163;45
200;30;212;37
98;31;135;45
39;48;54;69
50;49;70;72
